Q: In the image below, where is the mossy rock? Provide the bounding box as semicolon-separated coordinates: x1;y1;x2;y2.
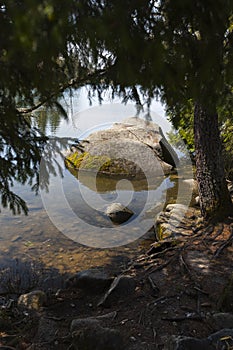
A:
155;222;174;241
65;117;178;178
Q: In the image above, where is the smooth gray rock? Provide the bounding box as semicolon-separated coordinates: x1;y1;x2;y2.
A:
17;290;47;310
98;275;136;307
105;203;134;224
65;268;113;294
71;317;125;350
66;117;178;178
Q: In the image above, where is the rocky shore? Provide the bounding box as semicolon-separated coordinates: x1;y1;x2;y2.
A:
1;201;233;350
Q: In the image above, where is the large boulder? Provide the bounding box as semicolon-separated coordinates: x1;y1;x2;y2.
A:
65;117;178;178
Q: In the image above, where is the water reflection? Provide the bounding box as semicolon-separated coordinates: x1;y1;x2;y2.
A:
0;95;193;275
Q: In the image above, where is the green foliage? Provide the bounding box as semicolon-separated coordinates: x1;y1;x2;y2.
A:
167;100;233;180
166;100;195;155
0;1;82;214
221;119;233;180
0;0;233;213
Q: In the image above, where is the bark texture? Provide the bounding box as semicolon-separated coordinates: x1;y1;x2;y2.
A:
194;103;233;220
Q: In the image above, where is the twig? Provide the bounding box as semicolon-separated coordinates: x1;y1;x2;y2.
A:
196;290;201;314
214;230;233;258
67;345;73;350
45;316;64;321
179;254;196;281
95;311;117;320
161;314;204;322
150;294;179;308
211;224;224;240
138;310;145;325
148;276;159;294
152;327;157;342
145;254;177;275
146;246;182;261
193;286;209;295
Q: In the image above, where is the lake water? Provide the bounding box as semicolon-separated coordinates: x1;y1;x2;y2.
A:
0;91;194;291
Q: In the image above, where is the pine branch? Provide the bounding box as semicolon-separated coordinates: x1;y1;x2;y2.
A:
17;67;109;115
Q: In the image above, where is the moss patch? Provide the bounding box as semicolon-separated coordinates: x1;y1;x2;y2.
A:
65;152;110;170
65;151;139;176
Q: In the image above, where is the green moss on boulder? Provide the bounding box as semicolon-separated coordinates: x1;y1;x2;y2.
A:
65;151;140;177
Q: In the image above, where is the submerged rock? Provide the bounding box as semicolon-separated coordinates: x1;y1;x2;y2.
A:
65;117;178;178
105;203;134;224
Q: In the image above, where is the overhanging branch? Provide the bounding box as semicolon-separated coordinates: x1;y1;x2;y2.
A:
17;67;109;115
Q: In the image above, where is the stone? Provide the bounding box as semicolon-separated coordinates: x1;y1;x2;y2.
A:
217;275;233;312
195;196;200;206
34;317;57;343
65;268;113;294
17;290;47;310
168;335;211;350
227;181;233;194
71;321;124;350
168;329;233;350
11;235;22;242
165;203;189;213
155;204;190;240
208;328;233;344
71;318;100;333
105;203;134;224
208;312;233;330
98;275;136;307
65;117;178;179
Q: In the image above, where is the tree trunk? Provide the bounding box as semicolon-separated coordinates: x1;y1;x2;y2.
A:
194;103;233;220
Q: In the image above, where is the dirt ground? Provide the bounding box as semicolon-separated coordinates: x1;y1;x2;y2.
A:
1;210;233;349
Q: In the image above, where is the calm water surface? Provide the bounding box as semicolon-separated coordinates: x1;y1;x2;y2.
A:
0;93;192;286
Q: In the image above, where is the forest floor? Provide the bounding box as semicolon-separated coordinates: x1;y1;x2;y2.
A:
1;208;233;349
